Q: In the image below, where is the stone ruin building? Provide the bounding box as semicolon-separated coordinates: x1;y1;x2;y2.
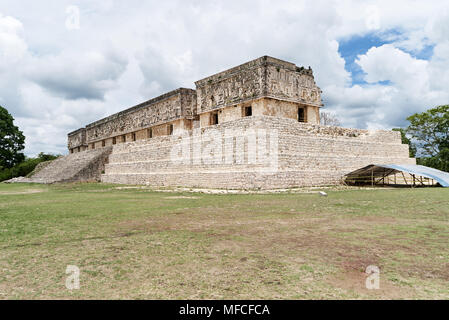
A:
25;56;415;188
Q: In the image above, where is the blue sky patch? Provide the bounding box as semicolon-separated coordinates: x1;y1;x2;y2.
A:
338;30;434;86
338;32;393;85
406;44;434;60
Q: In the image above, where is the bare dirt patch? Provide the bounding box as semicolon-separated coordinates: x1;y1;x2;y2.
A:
163;196;201;200
327;269;415;299
0;189;46;195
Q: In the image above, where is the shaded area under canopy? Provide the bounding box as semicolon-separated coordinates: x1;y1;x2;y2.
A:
345;164;449;187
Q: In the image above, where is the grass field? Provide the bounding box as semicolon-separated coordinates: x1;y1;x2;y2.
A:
0;182;448;299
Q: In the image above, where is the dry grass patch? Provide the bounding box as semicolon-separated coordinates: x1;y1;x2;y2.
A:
0;182;448;299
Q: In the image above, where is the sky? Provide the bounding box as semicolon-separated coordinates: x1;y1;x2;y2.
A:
0;0;448;156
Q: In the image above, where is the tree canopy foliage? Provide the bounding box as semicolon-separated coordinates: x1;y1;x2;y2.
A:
393;128;417;158
0;152;59;182
405;105;449;172
0;106;62;181
0;106;25;169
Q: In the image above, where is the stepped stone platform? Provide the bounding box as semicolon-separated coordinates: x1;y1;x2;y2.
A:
9;117;414;188
101;116;415;189
6;57;416;189
8;147;112;184
56;57;416;189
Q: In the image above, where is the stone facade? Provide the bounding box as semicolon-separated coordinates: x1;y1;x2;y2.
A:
67;128;88;152
68;88;197;153
68;56;322;154
195;56;321;112
195;56;321;127
61;55;415;188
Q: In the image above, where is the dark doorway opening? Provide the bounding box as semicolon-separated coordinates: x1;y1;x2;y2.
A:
298;107;306;122
244;106;252;117
210;112;219;125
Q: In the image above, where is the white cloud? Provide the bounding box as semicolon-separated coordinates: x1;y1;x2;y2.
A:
324;42;449;129
26;49;128;100
0;13;28;122
0;0;449;156
356;44;429;91
0;13;27;68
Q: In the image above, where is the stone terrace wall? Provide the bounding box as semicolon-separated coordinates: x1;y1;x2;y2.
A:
194;56;322;115
101;116;415;189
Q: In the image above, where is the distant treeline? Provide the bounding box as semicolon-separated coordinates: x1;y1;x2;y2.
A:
0;153;59;182
394;104;449;173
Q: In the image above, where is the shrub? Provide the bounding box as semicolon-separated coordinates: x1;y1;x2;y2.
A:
0;153;60;182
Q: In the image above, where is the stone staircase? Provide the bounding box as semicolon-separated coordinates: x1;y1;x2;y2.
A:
13;147;113;184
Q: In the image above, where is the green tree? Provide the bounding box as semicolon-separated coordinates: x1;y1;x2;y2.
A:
406;105;449;156
0;106;25;169
37;152;59;162
406;105;449;172
393;128;416;158
0;153;60;182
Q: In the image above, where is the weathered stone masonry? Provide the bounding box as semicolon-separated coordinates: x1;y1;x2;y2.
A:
68;56;322;154
68;88;197;153
101;116;414;188
61;55;415;188
195;56;321;127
